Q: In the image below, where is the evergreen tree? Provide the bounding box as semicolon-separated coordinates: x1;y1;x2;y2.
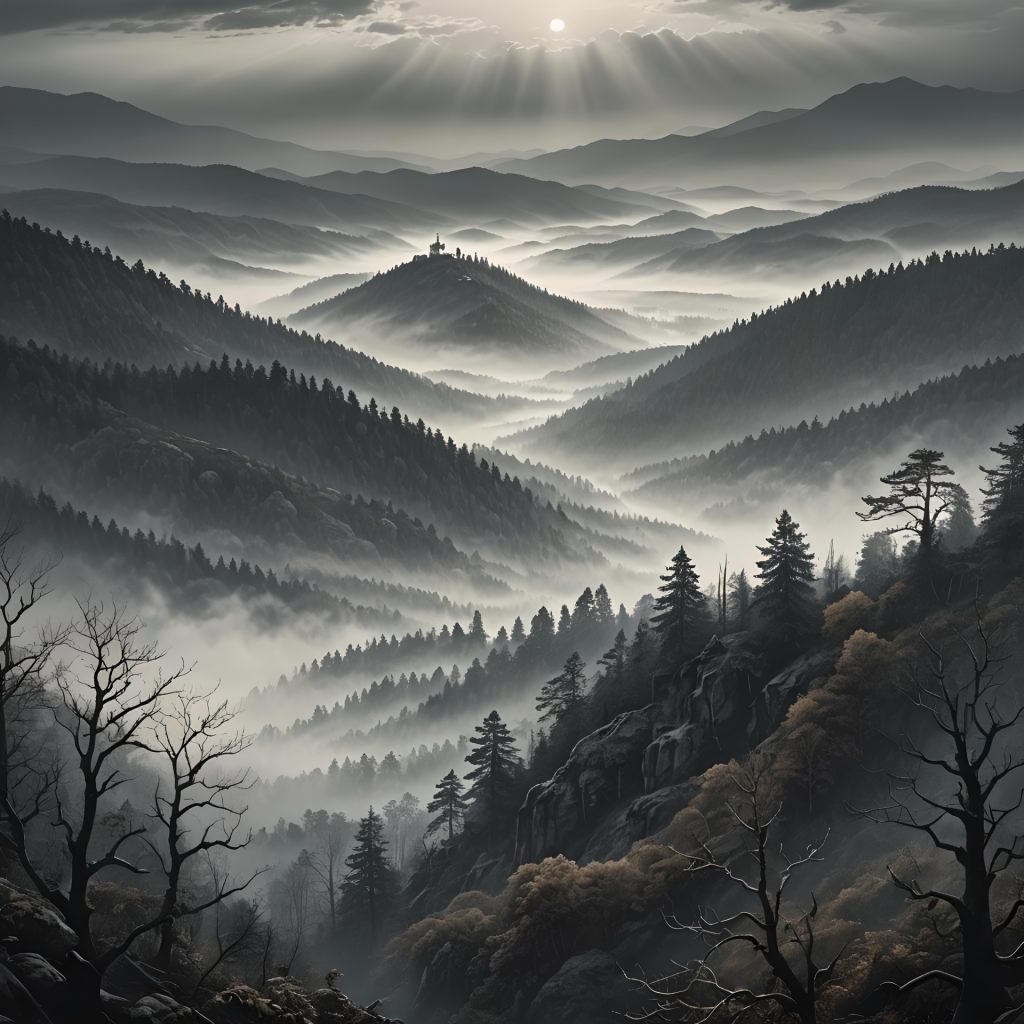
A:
339;806;396;945
510;616;526;644
598;629;628;685
981;423;1024;520
859;449;958;559
469;610;487;645
941;484;978;552
652;546;710;666
753;510;819;650
464;711;521;820
593;583;614;624
727;570;752;629
979;423;1024;573
536;652;587;725
854;532;901;598
821;540;848;600
557;604;572;634
425;770;468;843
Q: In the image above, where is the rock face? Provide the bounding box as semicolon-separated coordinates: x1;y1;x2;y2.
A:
514;705;661;863
514;634;832;865
643;635;764;793
525;950;628;1024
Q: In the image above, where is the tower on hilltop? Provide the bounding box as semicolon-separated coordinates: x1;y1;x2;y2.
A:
429;233;446;257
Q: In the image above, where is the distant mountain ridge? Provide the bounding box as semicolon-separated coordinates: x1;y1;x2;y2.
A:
497;79;1024;189
0;85;426;175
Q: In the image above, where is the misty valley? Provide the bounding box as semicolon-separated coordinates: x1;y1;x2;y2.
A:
2;15;1024;1024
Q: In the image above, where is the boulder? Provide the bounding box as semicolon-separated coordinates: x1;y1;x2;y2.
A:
525;950;628;1024
0;883;77;961
129;993;202;1023
7;952;67;1010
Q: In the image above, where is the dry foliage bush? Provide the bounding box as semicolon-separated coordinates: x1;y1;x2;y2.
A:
822;590;877;645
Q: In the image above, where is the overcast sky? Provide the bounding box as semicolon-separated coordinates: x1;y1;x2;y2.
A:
2;0;1022;153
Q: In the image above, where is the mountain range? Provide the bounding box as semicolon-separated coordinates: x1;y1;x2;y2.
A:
497;79;1024;189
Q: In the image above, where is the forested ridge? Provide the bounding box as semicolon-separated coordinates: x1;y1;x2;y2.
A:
0;334;593;562
0;478;393;627
629;351;1024;499
294;251;634;354
0;337;499;578
0;210;500;420
515;245;1024;463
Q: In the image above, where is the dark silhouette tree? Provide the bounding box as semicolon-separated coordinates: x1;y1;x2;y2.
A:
425;769;468;843
652;546;709;666
727;569;752;630
941;484;978;552
598;629;628;686
628;757;842;1024
859;448;958;559
339;806;395;946
753;510;818;651
464;710;520;821
536;651;587;726
980;423;1024;520
302;809;349;936
3;602;186;973
150;690;259;970
854;531;900;598
0;526;66;819
854;611;1024;1024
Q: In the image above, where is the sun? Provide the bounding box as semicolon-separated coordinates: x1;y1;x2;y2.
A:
549;17;566;32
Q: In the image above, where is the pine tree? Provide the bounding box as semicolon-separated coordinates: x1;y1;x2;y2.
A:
980;423;1024;520
753;510;819;650
727;570;752;629
536;652;587;725
593;583;614;624
339;806;396;945
859;449;958;558
941;484;978;552
510;616;526;644
557;604;572;634
854;532;900;597
652;546;710;666
598;629;628;685
464;710;520;820
425;770;468;843
469;610;487;646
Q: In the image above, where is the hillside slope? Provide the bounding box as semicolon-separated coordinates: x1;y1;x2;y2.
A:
292;252;639;370
507;246;1024;468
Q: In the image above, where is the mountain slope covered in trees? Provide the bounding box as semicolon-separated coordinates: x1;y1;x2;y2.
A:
291;252;638;367
0;212;517;425
508;246;1024;468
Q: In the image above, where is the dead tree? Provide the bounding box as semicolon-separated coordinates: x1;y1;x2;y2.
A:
0;525;67;815
628;758;843;1024
149;689;260;970
854;610;1024;1023
4;600;185;969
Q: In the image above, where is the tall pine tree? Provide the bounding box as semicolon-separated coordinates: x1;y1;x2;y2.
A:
652;545;710;666
339;806;396;945
464;710;520;820
536;651;587;725
425;769;468;843
753;510;819;651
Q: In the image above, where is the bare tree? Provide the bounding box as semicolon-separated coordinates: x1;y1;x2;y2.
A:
628;758;843;1024
854;610;1024;1023
149;689;260;970
302;808;348;935
4;601;185;969
0;525;66;814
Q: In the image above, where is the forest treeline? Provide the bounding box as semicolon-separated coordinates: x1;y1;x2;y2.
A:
0;210;497;420
518;244;1024;462
627;350;1024;499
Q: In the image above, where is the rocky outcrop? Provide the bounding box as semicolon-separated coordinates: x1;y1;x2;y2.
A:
0;880;78;961
514;705;661;864
642;635;764;793
514;634;834;866
525;950;628;1024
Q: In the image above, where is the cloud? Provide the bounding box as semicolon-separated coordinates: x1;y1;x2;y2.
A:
0;0;377;34
365;20;407;34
